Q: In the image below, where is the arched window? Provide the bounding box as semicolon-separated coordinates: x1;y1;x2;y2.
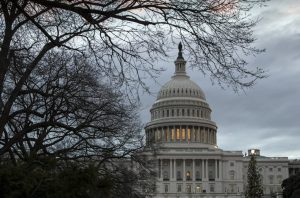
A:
186;171;191;180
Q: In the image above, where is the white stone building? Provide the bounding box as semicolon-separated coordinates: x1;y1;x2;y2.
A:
139;44;289;198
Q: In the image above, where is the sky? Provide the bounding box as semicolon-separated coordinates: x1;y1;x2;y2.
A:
139;0;300;159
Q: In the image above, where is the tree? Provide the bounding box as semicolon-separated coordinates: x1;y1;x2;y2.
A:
0;50;143;163
0;0;267;143
0;51;154;197
282;173;300;198
245;154;264;198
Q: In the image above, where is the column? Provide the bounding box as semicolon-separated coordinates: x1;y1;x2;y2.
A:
174;159;177;180
219;160;222;180
206;159;208;179
158;159;161;179
180;125;182;142
183;159;186;181
202;160;205;179
174;125;176;142
215;159;218;180
186;126;188;142
160;159;163;179
192;159;195;181
162;127;165;143
217;160;220;179
169;159;172;180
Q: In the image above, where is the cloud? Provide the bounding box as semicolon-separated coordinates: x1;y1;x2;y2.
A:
139;0;300;159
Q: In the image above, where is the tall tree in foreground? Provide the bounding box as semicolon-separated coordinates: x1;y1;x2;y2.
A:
245;154;264;198
0;51;153;197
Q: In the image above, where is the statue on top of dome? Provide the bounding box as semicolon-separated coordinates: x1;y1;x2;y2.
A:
178;42;183;59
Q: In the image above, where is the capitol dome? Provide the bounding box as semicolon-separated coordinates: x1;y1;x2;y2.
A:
145;43;217;149
157;75;206;100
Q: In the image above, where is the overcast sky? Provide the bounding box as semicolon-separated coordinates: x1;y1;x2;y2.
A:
139;0;300;159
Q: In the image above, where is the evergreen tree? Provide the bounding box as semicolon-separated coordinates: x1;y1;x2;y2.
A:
245;154;264;198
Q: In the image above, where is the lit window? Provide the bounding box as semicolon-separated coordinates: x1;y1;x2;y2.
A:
182;128;185;140
186;171;191;180
171;129;175;140
196;184;202;193
187;128;191;141
176;129;180;140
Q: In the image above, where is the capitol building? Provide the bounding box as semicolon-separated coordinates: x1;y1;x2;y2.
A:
139;44;294;198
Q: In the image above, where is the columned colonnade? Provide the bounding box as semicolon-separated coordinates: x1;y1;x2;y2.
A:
146;125;217;145
158;158;222;181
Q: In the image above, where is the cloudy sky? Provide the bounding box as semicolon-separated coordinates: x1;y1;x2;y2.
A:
139;0;300;159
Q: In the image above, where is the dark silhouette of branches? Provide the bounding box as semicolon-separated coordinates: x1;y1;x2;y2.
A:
1;51;143;163
0;0;268;139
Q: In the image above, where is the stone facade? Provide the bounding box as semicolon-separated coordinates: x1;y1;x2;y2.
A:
139;44;291;198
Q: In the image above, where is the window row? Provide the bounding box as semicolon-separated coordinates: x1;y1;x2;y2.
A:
151;108;210;120
146;126;217;145
159;87;203;98
164;183;215;193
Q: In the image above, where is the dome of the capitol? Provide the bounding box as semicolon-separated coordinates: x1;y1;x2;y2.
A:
157;75;206;100
145;43;217;149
